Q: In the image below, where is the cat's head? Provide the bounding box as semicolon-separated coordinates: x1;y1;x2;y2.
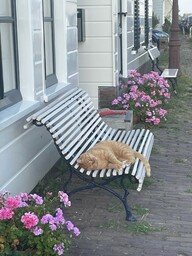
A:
77;152;98;170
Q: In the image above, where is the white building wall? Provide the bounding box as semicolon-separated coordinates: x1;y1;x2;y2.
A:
77;0;152;108
77;0;114;108
0;0;78;194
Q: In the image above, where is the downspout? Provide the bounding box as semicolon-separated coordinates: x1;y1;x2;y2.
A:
119;0;123;75
121;0;128;77
111;0;117;87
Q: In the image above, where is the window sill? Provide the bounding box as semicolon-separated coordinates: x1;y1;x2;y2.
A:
0;100;40;131
43;82;69;102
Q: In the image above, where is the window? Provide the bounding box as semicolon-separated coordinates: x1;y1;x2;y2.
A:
0;0;21;110
133;0;141;52
43;0;57;87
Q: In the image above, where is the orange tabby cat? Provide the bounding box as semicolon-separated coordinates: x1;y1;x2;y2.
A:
77;140;151;176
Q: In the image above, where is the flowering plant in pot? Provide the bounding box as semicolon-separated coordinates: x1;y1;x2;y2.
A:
112;70;171;125
0;191;80;256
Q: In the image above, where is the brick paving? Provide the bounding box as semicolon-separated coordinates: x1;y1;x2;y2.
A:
40;35;192;256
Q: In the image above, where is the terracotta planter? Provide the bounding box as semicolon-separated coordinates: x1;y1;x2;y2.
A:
133;115;140;124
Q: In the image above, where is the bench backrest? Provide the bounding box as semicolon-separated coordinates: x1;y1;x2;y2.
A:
148;47;160;61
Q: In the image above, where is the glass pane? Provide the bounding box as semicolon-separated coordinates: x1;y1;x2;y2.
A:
0;0;11;16
43;0;51;17
44;22;53;76
0;23;16;92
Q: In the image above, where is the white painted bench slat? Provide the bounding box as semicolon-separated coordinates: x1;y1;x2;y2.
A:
63;117;104;156
55;106;94;144
26;88;80;122
42;92;88;125
69;122;108;164
48;99;92;131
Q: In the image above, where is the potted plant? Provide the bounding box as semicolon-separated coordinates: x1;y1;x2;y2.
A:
0;191;80;255
112;70;171;126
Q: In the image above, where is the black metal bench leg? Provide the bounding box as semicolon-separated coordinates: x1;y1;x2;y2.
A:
120;176;137;222
63;164;73;192
167;78;177;94
64;167;137;221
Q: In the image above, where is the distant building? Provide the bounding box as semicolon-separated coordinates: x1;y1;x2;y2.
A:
153;0;173;30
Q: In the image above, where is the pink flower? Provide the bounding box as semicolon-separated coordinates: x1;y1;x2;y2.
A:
112;99;119;105
21;212;39;229
135;102;141;107
0;207;14;219
146;110;152;117
41;214;54;224
158;108;167;117
29;194;43;205
50;224;57;231
20;192;28;201
145;118;152;123
153;118;161;125
58;191;71;207
73;227;81;236
31;226;43;235
66;221;74;231
53;243;65;256
164;92;171;98
55;208;65;225
130;85;138;92
5;196;21;209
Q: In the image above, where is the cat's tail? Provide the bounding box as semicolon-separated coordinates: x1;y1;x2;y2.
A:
134;151;151;177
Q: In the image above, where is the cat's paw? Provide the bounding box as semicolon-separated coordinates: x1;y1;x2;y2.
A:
114;163;124;171
146;168;151;177
122;161;127;168
122;160;131;167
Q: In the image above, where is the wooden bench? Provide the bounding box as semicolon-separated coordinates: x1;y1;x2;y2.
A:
147;47;178;93
24;87;154;221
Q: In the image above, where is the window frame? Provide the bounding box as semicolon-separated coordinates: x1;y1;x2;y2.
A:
43;0;58;88
0;0;21;110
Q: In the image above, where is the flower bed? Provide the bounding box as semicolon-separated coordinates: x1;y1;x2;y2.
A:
112;70;171;126
0;191;80;255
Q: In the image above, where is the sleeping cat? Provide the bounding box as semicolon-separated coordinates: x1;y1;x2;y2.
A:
77;140;151;177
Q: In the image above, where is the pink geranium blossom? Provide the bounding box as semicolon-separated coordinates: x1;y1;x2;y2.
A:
0;207;14;219
5;196;21;209
58;191;71;207
21;212;39;229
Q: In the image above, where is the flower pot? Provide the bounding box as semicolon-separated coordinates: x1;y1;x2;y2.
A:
133;115;140;124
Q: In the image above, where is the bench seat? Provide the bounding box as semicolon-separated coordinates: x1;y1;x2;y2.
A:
24;87;154;221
